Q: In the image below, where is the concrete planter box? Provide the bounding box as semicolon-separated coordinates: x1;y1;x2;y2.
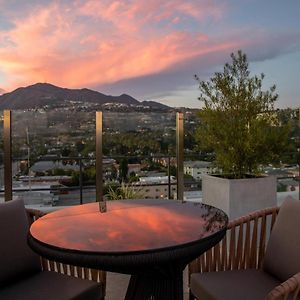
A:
202;174;277;220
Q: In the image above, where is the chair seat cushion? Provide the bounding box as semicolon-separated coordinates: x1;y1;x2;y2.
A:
0;271;103;300
190;269;281;300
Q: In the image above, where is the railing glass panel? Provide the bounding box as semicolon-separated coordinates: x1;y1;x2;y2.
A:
10;110;96;206
103;112;176;200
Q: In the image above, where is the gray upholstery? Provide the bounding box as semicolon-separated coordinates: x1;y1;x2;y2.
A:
0;199;103;300
0;199;41;286
190;269;280;300
0;271;102;300
263;196;300;281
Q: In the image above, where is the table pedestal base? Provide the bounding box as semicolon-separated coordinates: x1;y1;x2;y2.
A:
125;273;183;300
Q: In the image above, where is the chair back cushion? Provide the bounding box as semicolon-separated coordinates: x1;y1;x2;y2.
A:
0;199;41;286
263;196;300;281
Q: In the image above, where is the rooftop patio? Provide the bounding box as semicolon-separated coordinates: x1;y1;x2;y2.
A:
0;109;299;299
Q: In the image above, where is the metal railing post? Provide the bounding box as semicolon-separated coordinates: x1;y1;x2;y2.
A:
168;156;171;199
298;106;300;200
176;112;184;201
79;156;83;205
96;112;106;211
298;160;300;201
3;110;12;202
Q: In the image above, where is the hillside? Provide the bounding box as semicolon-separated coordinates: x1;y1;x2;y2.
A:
0;83;169;110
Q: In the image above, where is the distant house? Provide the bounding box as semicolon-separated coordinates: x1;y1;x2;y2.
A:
184;161;212;181
31;161;79;175
174;190;202;203
264;167;292;178
128;164;142;175
152;156;177;167
133;175;177;199
114;163;142;177
278;178;299;192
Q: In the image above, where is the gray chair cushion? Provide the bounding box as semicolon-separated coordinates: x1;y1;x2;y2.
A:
190;269;280;300
0;199;41;287
263;196;300;282
0;271;103;300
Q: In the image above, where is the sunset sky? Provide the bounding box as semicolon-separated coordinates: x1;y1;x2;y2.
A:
0;0;299;108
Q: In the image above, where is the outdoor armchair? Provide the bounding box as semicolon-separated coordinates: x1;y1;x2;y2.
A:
189;196;300;300
0;199;106;300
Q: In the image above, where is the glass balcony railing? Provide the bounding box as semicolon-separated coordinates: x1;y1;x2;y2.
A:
0;109;299;205
0;111;3;191
0;110;182;205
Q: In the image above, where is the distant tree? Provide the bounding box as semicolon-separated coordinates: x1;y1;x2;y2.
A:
81;141;95;157
195;50;289;178
277;182;287;192
75;141;85;153
110;165;118;180
184;174;194;180
71;171;80;186
119;158;128;182
53;168;67;176
167;165;177;177
276;108;299;164
69;166;95;186
61;147;71;157
129;171;139;182
184;132;197;152
85;166;96;183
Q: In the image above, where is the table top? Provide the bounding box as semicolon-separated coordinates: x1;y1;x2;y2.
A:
30;199;228;254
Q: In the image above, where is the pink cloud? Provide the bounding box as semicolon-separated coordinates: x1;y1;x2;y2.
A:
0;0;234;91
78;0;224;29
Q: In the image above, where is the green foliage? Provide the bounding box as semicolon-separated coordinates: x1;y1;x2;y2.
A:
167;165;177;177
195;50;289;178
119;158;128;182
105;182;144;200
143;160;165;172
277;182;287;192
81;141;95;157
103;131;174;156
129;171;139;182
70;166;96;186
61;147;71;157
184;173;194;180
276;108;300;164
52;168;72;176
75;141;85;153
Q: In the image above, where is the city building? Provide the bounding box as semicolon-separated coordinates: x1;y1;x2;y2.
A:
184;161;212;181
134;176;177;199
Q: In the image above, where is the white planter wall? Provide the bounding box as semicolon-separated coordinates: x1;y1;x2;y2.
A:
202;175;277;220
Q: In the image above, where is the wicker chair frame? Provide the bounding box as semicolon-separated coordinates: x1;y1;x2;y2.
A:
188;206;300;300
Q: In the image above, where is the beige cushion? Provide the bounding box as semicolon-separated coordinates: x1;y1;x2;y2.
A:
263;196;300;281
190;269;280;300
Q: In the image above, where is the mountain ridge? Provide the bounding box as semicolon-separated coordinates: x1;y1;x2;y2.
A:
0;83;170;110
0;88;6;95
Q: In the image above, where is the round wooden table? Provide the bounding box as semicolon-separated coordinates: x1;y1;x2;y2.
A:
28;199;228;300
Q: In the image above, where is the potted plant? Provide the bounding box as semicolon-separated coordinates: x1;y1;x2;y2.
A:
195;50;289;219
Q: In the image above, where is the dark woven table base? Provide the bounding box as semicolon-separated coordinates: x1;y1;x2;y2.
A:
125;273;183;300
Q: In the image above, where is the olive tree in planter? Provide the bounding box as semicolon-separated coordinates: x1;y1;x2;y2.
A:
195;50;289;219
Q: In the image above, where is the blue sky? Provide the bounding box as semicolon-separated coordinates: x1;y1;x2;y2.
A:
0;0;299;108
